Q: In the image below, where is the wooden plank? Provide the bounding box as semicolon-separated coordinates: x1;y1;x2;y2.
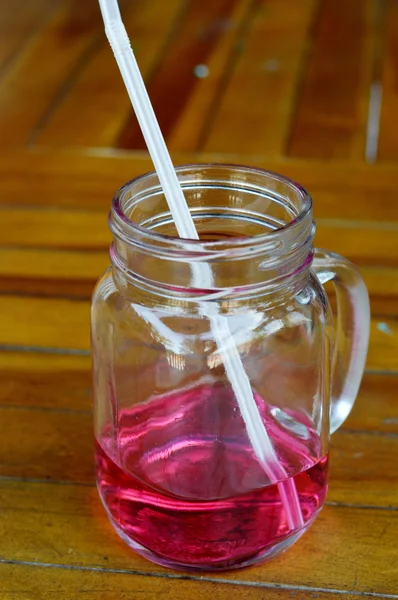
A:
1;352;396;436
356;266;398;316
1;400;396;506
0;248;108;297
117;0;257;150
0;563;390;600
378;0;398;161
0;0;103;146
36;0;183;149
3;152;398;223
0;352;92;412
0;151;153;211
0;355;396;508
0;296;90;351
0;408;93;483
0;296;396;371
0;208;110;250
1;247;398;316
346;373;398;434
367;317;398;371
0;2;394;596
1;354;396;508
202;0;318;156
288;0;374;159
0;0;58;74
1;403;397;507
329;430;398;507
0;276;93;298
2;207;398;268
314;220;398;267
0;480;397;594
168;0;253;152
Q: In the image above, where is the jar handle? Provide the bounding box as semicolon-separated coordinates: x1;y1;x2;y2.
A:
312;249;370;434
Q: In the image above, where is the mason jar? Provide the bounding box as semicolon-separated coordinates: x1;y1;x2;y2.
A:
91;164;370;571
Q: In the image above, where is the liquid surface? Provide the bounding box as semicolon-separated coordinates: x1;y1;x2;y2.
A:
96;383;328;569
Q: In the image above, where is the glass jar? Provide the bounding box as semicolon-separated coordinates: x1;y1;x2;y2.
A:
91;164;370;571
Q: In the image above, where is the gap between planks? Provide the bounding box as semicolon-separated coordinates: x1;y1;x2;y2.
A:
1;474;398;515
0;558;397;599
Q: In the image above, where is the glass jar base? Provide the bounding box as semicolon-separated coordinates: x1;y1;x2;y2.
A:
107;512;317;572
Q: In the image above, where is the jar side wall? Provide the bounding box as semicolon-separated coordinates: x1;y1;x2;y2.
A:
91;268;119;445
92;266;331;485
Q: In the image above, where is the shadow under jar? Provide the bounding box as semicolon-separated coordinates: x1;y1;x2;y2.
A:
91;164;370;571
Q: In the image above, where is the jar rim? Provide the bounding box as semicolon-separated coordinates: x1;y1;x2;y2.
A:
110;163;313;258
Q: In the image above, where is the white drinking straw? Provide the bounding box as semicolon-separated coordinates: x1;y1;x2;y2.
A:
98;0;303;530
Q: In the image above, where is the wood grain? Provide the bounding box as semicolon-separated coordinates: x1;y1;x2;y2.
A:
1;404;397;507
288;0;374;159
0;296;90;350
2;152;398;223
0;407;94;483
118;0;244;150
2;208;398;266
0;208;110;249
378;0;398;161
0;0;103;147
357;266;398;316
0;247;109;297
1;353;397;507
2;249;398;315
1;480;397;594
36;0;184;149
314;220;398;267
1;354;397;509
0;0;58;74
329;430;398;506
1;562;393;600
0;351;395;434
1;1;398;596
0;351;92;411
0;295;396;369
0;295;397;371
168;0;253;152
346;373;398;434
202;0;318;155
367;316;398;371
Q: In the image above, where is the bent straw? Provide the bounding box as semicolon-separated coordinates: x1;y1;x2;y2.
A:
98;0;303;530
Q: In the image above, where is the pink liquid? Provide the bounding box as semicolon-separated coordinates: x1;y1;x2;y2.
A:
95;383;328;570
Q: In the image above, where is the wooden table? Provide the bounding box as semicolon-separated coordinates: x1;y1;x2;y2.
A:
1;0;397;597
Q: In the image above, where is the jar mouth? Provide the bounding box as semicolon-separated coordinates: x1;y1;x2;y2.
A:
110;163;313;261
